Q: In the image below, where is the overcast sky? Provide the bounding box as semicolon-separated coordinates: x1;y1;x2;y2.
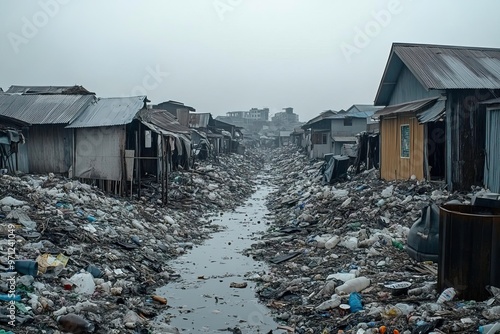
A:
1;0;499;121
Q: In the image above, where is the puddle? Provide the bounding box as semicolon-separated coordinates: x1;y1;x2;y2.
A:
156;176;280;333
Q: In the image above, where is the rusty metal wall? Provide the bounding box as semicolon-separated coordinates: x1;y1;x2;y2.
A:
438;204;500;301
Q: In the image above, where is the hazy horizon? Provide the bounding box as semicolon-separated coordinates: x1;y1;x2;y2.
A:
1;0;499;122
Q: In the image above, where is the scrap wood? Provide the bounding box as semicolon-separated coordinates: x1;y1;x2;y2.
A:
414;262;438;275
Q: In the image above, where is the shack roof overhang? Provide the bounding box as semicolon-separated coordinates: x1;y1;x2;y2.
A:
0;115;30;128
302;118;331;130
137;109;191;135
373;97;446;124
66;96;148;128
480;97;500;108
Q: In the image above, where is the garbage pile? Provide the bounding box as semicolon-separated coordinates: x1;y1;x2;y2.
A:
247;146;500;334
0;151;264;333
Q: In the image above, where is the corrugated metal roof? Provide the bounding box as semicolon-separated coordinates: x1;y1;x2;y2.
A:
373;97;438;119
346;104;384;113
375;43;500;105
6;85;93;95
67;96;146;128
302;110;338;129
326;110;376;119
137;109;191;134
0;94;95;124
188;112;212;128
416;97;446;123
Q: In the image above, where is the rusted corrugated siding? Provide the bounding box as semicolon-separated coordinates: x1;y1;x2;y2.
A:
380;114;424;180
28;125;73;173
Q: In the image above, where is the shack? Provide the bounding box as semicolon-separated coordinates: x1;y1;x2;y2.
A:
0;93;95;173
374;43;500;190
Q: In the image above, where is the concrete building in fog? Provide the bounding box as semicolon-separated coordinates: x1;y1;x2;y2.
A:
227;107;269;121
272;107;299;123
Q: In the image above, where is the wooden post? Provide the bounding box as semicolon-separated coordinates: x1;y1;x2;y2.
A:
121;149;127;197
164;136;168;206
138;123;142;198
161;136;165;205
424;124;430;181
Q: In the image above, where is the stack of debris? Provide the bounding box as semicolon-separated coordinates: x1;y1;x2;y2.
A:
246;146;500;334
0;151;264;333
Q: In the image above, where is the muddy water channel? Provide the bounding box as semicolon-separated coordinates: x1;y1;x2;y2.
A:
156;175;280;333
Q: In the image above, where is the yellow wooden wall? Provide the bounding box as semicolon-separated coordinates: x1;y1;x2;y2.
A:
380;114;425;180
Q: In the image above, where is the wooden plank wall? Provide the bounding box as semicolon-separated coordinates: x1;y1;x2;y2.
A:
380;113;425;180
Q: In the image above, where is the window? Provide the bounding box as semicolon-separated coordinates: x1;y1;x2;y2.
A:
144;130;152;148
401;124;410;158
312;132;327;144
344;118;352;126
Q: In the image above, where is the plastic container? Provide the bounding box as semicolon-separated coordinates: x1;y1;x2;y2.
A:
335;277;370;295
348;292;363;312
0;294;21;302
436;287;456;304
479;322;500;334
406;204;440;262
325;235;340;249
15;260;38;276
57;313;94;333
315;294;341;311
327;273;356;282
86;265;103;278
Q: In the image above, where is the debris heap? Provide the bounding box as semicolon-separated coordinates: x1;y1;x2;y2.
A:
0;151;264;333
247;146;499;334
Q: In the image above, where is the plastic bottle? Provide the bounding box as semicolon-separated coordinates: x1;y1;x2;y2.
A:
57;313;94;333
335;277;371;295
315;294;341;311
325;236;340;249
408;282;435;296
436;287;456;303
391;240;404;250
0;294;21;302
348;292;363;312
479;322;500;334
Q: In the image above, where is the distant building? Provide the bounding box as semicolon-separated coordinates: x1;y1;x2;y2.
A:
227;108;269;121
153;100;196;127
272;107;299;123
